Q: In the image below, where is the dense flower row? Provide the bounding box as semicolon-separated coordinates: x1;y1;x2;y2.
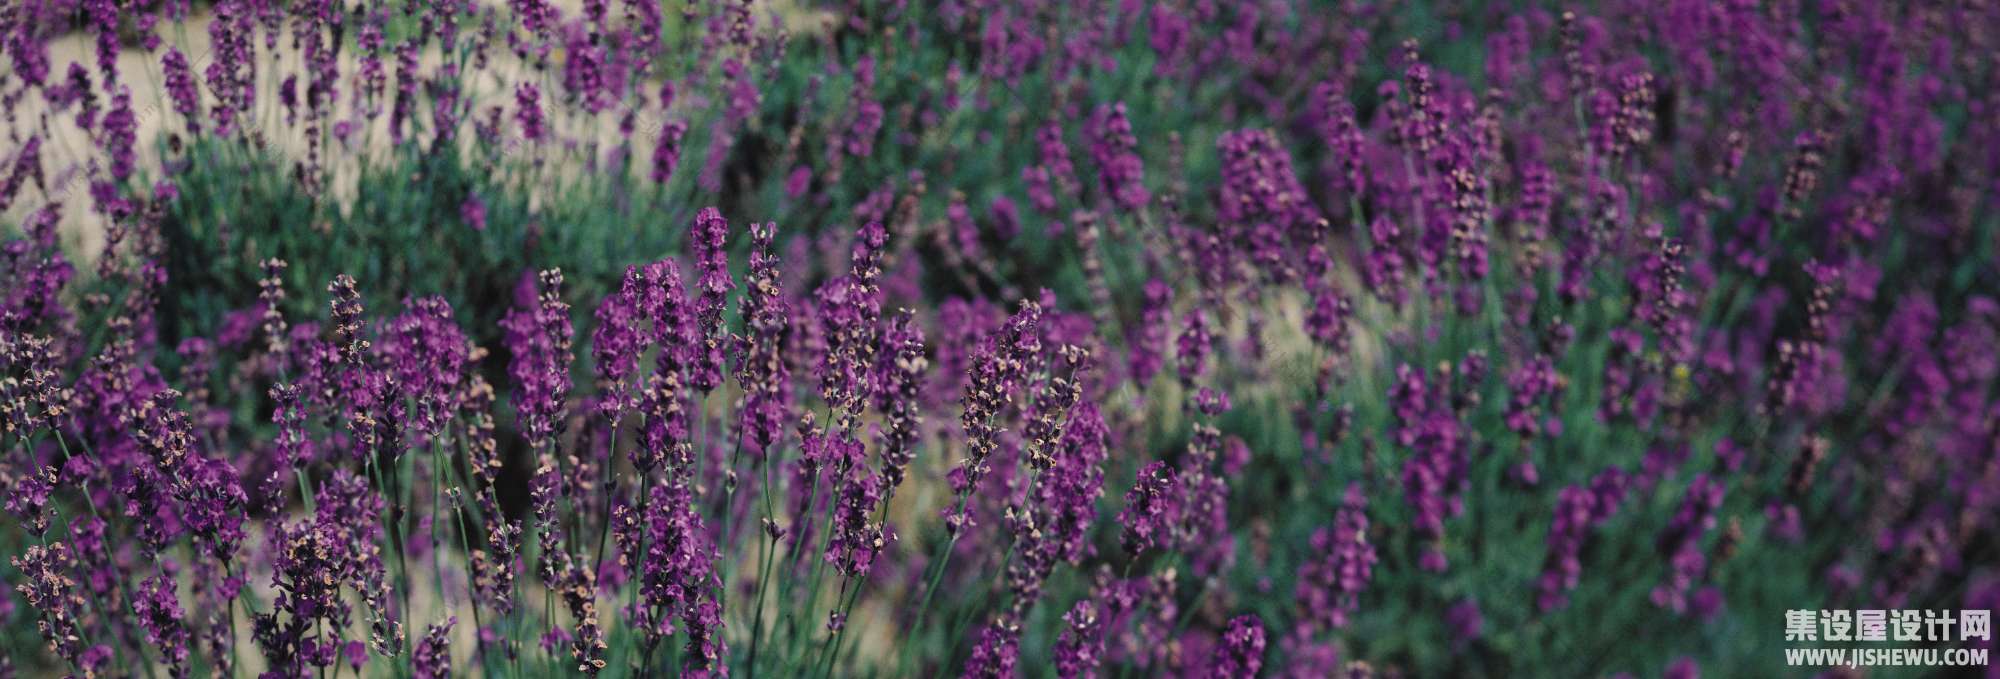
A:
4;0;2000;677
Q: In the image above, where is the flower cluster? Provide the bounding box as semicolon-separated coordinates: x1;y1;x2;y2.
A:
2;1;1997;677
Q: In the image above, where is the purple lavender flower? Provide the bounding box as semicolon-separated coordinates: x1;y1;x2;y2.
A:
1006;393;1107;612
1766;262;1842;418
1175;307;1213;393
989;196;1021;242
388;42;421;145
257;470;391;675
1316;82;1368;199
688;207;735;394
84;0;116;77
837;56;886;159
327;274;368;370
1298;483;1375;630
461;193;488;231
1020;343;1091;473
1779;131;1825;222
1219;127;1317;280
135;572;192;675
590;285;645;417
501;269;574;448
732;221;793;460
816;221;889;416
1053;599;1106;679
825;456;887;578
1118;460;1182;556
1146;3;1191;76
254;258;291;357
1640;233;1693;363
874;309;927;492
474;518;523;620
1168;435;1232;579
1027;121;1080;214
3;465;56;538
99;86;136;181
780;168;811;202
1278;628;1343;679
1362;214;1409;306
944;299;1042;533
1392;363;1467;572
651;119;688;185
381;296;469;436
1089;102;1149;212
413;617;455;679
1504;354;1562;482
560;27;617;115
0;4;1988;675
516;82;547;141
271;382;314;468
1538;467;1628;611
1446;598;1484;641
162;48;202;134
5;17;51;91
1126;279;1171;386
1208;615;1266;678
962;623;1021;679
1651;474;1725;613
13;542;89;668
0;137;44;215
178;454;249;562
626;482;726;676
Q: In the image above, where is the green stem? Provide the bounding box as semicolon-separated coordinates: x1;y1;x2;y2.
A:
451;499;490;672
592;425;622;581
745;447;782;676
894;493;970;676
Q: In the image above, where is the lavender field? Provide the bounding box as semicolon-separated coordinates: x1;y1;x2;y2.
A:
2;0;1998;677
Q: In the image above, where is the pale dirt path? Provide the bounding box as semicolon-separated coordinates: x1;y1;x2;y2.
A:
2;2;855;674
3;1;833;263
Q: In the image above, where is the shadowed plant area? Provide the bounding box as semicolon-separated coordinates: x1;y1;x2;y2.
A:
4;0;2000;677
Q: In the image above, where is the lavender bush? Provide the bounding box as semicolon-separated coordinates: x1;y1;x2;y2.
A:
3;0;1999;677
